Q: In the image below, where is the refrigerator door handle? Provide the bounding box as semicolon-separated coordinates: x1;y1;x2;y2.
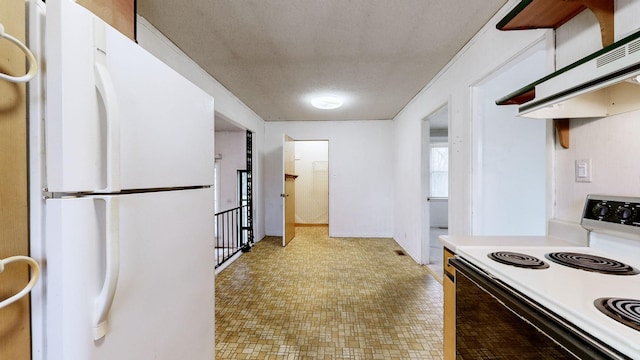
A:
94;19;121;193
93;196;120;340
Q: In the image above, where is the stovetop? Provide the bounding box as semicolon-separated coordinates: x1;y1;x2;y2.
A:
456;245;640;358
453;195;640;359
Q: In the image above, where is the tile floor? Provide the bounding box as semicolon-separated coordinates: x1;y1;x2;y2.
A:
426;227;448;283
215;226;444;359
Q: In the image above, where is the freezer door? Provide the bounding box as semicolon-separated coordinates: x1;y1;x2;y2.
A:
45;188;215;360
46;1;214;193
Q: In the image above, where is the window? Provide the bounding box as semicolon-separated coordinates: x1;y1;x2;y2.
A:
430;143;448;198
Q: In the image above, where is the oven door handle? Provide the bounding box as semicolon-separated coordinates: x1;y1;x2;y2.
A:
449;257;629;360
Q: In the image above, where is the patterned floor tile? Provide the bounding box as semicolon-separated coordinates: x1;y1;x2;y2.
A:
216;226;444;359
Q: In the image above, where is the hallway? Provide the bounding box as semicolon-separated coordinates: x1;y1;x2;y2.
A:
215;227;444;359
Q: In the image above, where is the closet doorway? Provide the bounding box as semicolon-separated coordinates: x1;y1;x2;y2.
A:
294;140;329;228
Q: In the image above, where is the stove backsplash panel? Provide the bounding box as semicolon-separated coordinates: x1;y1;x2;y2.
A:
554;112;640;224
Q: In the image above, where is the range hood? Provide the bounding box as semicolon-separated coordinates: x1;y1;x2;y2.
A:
497;31;640;119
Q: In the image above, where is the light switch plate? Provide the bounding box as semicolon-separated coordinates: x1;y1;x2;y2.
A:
575;159;592;183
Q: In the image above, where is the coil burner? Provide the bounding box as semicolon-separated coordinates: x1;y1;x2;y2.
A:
487;251;550;269
545;252;640;275
594;298;640;331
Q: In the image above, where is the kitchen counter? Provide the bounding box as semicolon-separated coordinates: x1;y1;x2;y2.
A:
439;235;583;252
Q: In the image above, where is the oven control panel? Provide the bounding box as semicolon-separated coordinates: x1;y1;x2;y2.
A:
582;195;640;232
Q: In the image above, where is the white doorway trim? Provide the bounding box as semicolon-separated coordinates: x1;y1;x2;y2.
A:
470;34;552;235
421;104;449;270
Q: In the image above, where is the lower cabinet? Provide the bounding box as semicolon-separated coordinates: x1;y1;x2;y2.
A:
443;247;456;360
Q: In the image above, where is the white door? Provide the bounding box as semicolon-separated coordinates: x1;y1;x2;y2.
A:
46;0;214;193
45;188;215;360
282;134;296;246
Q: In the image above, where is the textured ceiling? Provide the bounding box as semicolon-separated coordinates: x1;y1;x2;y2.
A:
138;0;508;121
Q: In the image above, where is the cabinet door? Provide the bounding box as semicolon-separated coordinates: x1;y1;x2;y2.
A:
443;248;456;360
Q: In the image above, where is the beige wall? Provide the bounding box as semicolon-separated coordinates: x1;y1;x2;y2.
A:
78;0;136;40
0;0;30;358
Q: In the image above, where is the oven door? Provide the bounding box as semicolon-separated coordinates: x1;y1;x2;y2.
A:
450;257;628;360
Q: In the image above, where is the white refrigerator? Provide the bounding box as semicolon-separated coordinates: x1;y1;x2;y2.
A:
35;1;215;359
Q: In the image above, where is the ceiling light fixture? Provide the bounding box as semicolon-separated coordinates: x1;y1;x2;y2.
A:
311;95;343;110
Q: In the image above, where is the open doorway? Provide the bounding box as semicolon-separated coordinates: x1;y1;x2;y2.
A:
422;105;449;279
214;114;254;267
294;140;329;228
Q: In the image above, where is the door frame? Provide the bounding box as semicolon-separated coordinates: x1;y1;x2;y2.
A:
421;104;449;265
280;137;331;244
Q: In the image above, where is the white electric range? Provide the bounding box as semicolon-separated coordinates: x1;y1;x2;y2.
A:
450;195;640;359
